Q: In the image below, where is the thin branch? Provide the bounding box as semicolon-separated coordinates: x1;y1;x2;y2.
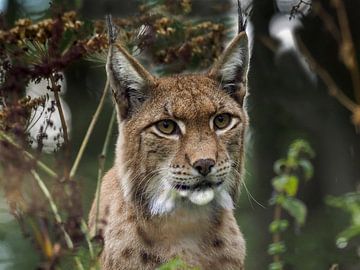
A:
49;73;70;180
313;2;341;43
0;131;58;178
70;79;110;179
331;0;360;104
272;204;282;263
297;38;359;112
50;74;69;146
95;108;116;234
31;170;87;270
31;170;73;249
290;0;312;19
81;220;95;259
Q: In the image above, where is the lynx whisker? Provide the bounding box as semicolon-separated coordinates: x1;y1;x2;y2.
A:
230;160;265;209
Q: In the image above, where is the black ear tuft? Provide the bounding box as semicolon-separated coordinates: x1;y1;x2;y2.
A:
105;15;156;119
208;32;249;105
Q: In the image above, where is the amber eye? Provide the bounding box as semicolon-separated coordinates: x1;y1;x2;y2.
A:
214;113;231;130
156;119;177;135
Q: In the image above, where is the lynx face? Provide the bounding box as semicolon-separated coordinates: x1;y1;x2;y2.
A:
107;32;249;216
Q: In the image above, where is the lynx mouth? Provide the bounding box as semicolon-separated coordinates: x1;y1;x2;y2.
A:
174;180;224;191
173;180;224;206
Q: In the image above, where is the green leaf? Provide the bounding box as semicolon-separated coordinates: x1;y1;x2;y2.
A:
288;140;315;159
274;159;286;174
267;242;286;255
284;176;299;197
275;194;286;205
298;159;314;180
272;175;299;196
337;225;360;245
281;197;307;225
272;176;287;192
269;220;289;233
269;262;284;270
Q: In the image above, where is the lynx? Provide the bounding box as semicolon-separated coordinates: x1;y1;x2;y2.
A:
89;11;250;270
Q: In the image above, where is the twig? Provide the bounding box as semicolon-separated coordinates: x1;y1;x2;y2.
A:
290;0;312;19
81;220;95;259
272;204;282;263
0;131;58;178
31;170;87;270
49;73;70;180
331;0;360;104
31;170;73;249
95;108;116;234
313;2;341;43
49;74;69;146
297;38;359;112
69;79;110;179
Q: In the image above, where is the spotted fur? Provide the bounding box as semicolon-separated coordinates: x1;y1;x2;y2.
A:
89;21;250;269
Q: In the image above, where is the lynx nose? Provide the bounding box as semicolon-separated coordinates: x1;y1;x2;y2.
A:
193;159;215;176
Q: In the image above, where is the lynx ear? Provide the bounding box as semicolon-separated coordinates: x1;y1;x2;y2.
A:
208;32;249;105
106;15;156;119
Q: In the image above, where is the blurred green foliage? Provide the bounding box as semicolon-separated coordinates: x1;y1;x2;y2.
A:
326;192;360;249
268;139;314;270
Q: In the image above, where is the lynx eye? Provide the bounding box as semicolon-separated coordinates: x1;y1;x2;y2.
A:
214;113;231;130
156;119;177;135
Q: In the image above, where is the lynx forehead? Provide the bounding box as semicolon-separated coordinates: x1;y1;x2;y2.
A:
89;10;250;269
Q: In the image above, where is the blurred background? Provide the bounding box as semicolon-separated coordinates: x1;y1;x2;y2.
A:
0;0;359;269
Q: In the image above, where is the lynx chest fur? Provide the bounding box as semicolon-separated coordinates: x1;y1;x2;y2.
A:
89;15;250;270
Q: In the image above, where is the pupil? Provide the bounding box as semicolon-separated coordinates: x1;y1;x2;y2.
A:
163;121;169;128
218;116;224;122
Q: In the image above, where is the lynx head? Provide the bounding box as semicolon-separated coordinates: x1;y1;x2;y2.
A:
106;16;249;216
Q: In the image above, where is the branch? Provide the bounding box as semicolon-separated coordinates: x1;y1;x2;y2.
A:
49;73;70;180
31;170;73;249
50;74;69;146
331;0;360;104
0;131;58;179
94;108;116;234
297;38;359;113
31;170;87;270
70;79;110;179
313;2;341;42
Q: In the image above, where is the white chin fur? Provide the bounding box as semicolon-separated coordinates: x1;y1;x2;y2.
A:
188;188;215;205
149;189;176;215
149;186;233;215
217;189;234;210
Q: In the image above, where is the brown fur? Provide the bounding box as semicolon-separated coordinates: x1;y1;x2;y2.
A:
89;22;250;269
89;168;246;270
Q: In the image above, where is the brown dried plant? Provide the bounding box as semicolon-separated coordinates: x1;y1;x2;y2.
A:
0;1;229;268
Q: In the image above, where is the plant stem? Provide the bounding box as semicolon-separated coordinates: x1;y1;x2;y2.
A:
0;131;58;178
49;73;70;180
31;170;74;249
31;170;86;270
69;79;110;179
50;74;70;146
81;220;94;259
95;108;116;234
272;203;282;263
